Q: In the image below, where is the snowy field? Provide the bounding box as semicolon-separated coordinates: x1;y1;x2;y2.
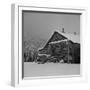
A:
24;62;80;77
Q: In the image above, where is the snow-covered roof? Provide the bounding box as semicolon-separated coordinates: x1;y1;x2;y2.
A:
38;53;50;57
38;47;45;51
55;30;80;43
38;30;80;50
49;39;68;44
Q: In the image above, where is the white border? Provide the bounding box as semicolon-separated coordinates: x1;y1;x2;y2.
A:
11;4;87;87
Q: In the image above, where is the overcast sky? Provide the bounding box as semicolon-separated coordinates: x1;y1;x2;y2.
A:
23;11;80;41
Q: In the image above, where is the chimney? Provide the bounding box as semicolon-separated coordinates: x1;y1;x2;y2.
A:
62;28;65;33
74;32;77;35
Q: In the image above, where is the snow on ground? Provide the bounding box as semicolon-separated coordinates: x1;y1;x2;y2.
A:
24;62;80;77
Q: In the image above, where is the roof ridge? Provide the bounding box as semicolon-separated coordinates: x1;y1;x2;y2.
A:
54;30;80;43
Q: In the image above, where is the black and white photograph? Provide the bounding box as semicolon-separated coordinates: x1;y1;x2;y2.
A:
22;10;80;78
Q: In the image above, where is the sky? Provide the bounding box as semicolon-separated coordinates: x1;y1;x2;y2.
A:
23;11;80;41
